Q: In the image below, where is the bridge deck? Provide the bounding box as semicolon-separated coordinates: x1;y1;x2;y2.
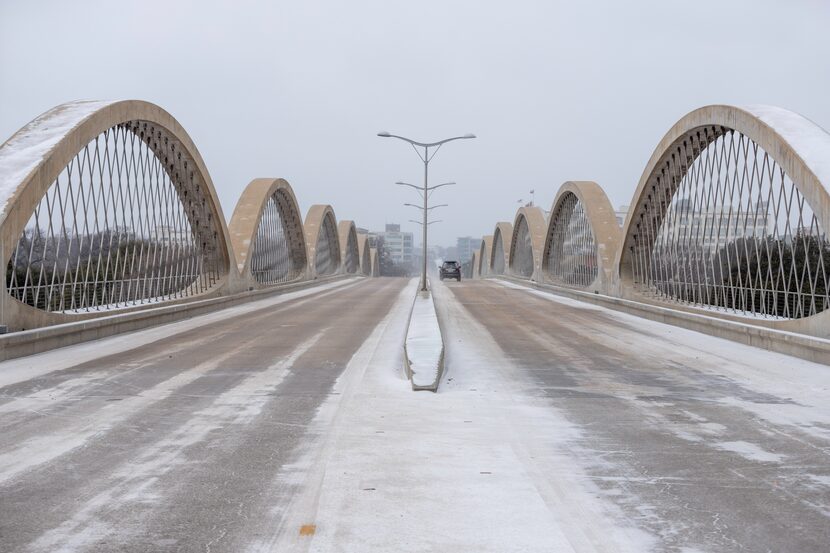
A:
0;278;828;552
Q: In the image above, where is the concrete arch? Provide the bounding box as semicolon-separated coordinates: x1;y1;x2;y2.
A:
543;181;621;293
304;205;341;278
338;220;360;274
0;100;235;330
490;223;513;275
471;251;479;279
508;206;547;280
228;178;307;286
357;233;371;276
370;247;380;277
617;104;830;337
478;235;493;277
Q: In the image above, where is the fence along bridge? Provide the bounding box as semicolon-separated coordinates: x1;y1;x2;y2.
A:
0;100;829;552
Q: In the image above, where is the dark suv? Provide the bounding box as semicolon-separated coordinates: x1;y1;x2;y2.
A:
440;260;461;281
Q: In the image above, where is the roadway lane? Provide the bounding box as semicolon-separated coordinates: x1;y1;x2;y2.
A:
0;277;408;552
440;279;830;553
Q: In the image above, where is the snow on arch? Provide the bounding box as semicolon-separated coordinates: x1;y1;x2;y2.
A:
0;100;114;219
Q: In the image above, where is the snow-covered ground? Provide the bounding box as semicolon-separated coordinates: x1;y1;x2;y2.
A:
263;279;654;552
405;286;444;390
3;275;829;551
496;278;830;443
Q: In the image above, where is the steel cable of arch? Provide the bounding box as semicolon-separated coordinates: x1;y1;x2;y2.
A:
249;192;299;285
547;193;599;287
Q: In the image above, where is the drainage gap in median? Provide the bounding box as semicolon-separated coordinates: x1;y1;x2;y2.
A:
403;284;445;392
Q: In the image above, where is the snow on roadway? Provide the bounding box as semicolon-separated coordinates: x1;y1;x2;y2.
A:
0;280;359;486
495;279;830;443
24;330;327;552
7;276;828;551
259;278;655;552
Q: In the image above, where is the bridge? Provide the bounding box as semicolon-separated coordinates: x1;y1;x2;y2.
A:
0;100;828;552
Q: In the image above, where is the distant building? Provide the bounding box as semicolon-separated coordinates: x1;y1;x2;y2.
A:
151;225;191;247
378;223;413;265
663;198;773;252
455;236;481;263
615;205;629;227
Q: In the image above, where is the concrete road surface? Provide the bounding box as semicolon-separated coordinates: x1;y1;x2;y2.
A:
0;276;828;552
0;278;408;552
436;279;830;553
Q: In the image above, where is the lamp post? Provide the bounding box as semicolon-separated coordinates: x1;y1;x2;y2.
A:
378;132;475;291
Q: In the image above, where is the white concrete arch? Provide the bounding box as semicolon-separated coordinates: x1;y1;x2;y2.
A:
0;100;235;330
617;105;830;337
304;205;341;278
228;178;307;286
543;181;620;293
338;220;360;274
490;222;513;275
508;206;546;280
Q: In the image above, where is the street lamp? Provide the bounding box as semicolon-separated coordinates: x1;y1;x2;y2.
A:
379;132;475;291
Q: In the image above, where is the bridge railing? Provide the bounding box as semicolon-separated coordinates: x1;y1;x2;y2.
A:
477;104;830;339
0;100;373;332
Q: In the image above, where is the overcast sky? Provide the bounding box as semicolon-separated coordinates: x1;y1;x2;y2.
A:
2;0;829;247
